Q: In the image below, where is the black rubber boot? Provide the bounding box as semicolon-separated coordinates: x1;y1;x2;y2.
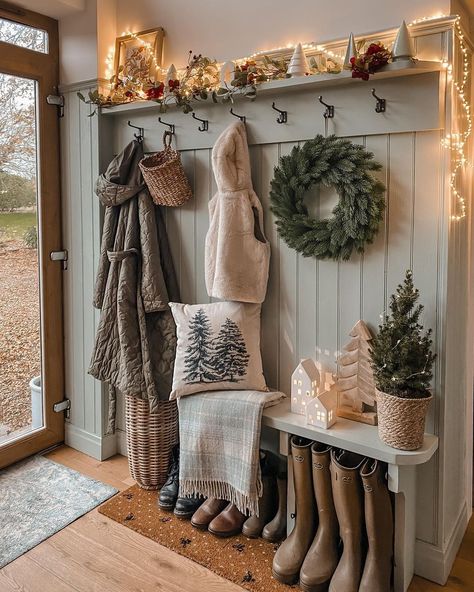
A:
158;444;179;511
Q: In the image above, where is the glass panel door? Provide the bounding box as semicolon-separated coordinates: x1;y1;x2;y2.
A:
0;73;41;445
0;6;63;468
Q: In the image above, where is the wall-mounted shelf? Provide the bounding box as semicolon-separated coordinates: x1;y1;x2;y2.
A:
100;60;442;117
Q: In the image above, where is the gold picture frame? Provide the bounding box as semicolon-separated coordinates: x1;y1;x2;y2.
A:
114;27;165;81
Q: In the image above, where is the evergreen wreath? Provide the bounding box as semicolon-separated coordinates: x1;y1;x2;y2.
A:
270;134;386;260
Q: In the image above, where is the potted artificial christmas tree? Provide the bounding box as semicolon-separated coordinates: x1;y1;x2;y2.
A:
370;270;436;450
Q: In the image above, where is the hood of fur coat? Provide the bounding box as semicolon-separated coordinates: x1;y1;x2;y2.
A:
212;121;252;192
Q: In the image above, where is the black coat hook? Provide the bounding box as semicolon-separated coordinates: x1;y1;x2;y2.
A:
158;116;175;134
272;102;287;124
192;112;209;132
318;96;335;119
371;88;386;113
230;107;246;123
128;120;144;141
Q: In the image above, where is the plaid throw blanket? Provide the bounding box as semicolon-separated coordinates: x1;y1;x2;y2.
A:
178;389;285;516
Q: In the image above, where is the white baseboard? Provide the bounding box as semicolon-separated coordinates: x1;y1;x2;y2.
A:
65;423;118;461
415;502;469;584
117;428;128;457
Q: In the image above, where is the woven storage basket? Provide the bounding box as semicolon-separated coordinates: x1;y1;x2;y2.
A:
139;131;192;207
125;394;179;490
376;389;432;451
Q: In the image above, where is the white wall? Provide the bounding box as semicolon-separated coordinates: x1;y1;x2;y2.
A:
115;0;450;68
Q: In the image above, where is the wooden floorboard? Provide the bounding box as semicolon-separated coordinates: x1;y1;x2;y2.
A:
1;445;472;592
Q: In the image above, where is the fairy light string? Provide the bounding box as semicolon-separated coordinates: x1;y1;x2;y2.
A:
439;16;471;221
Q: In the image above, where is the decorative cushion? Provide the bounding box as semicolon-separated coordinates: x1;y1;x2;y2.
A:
169;301;267;399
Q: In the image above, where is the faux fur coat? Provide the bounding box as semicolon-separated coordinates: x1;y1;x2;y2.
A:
205;121;270;303
89;140;180;413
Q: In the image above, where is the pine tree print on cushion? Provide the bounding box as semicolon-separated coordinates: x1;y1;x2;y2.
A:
184;308;220;383
169;301;267;399
212;318;250;382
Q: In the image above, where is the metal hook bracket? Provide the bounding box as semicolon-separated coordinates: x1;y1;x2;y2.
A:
158;116;175;134
127;120;144;141
230;107;246;123
371;88;386;113
272;102;288;124
192;112;209;132
318;95;334;119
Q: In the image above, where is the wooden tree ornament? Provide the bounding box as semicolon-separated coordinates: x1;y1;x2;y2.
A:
336;320;378;425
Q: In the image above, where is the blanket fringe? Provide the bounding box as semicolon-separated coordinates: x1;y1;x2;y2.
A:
179;478;262;517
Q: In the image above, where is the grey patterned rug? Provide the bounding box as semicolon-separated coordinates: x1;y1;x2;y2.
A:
0;455;118;568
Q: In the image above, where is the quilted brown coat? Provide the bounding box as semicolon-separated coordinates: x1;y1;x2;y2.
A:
89;140;179;412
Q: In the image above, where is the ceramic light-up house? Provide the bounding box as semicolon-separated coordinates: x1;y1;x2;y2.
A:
291;358;320;415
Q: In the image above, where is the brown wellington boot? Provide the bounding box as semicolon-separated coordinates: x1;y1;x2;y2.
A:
328;450;366;592
242;472;277;538
272;437;317;585
299;443;340;592
191;498;229;530
262;472;287;543
359;459;393;592
208;503;247;537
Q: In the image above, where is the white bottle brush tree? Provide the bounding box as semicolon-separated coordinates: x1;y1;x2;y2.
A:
370;270;436;399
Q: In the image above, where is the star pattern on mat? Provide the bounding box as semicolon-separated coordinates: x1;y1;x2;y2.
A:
242;570;256;583
100;484;295;591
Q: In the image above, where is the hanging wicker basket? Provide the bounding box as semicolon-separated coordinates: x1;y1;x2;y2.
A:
376;389;432;451
139;131;193;207
125;394;179;490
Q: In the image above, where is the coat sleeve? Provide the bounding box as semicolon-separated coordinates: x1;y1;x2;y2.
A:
93;205;119;309
138;191;170;312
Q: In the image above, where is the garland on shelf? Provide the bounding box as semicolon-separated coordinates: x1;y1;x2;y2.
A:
350;42;391;80
78;49;342;115
269;135;386;261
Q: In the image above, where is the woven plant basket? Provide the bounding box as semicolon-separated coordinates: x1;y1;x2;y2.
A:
125;394;179;490
376;389;432;451
139;131;192;207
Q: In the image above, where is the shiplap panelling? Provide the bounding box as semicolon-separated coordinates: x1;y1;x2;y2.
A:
60;18;473;585
61;87;115;459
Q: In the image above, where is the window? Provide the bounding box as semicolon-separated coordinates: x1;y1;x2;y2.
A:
311;389;315;396
298;379;302;386
329;410;333;421
0;18;48;53
306;390;310;397
297;388;301;395
316;410;326;421
293;379;297;385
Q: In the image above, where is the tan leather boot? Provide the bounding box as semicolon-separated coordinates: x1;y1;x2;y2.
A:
328;450;365;592
262;472;287;543
299;443;340;592
191;498;228;530
208;503;247;537
359;459;393;592
272;437;317;585
242;472;277;538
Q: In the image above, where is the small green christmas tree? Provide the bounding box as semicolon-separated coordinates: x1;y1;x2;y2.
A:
370;270;435;399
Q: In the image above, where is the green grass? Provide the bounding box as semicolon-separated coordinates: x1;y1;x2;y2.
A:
0;211;37;240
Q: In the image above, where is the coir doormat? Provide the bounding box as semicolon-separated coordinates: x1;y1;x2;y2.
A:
99;484;295;592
